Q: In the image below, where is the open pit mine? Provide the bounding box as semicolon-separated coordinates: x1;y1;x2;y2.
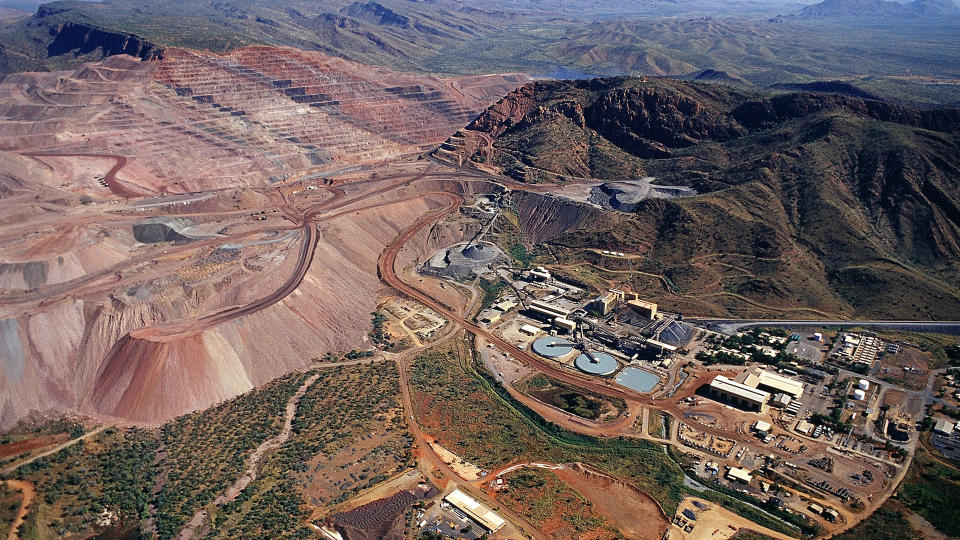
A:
0;47;535;428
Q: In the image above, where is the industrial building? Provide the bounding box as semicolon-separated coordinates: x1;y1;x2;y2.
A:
420;242;504;278
709;376;770;412
519;324;541;336
743;370;804;399
934;420;956;436
726;466;753;484
627;299;658;319
753;420;772;436
835;333;883;366
528;266;552;281
553;317;577;332
527;300;571;321
590;290;623;316
479;311;501;325
443;489;505;533
770;393;792;409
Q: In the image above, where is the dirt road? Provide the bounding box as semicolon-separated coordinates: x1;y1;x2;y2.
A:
177;372;321;539
22;153;144;198
4;480;34;540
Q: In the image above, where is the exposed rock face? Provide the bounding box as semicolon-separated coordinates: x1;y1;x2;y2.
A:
442;76;960;174
45;21;165;61
445;75;960;321
466;83;538;137
584;85;746;153
731;93;960;132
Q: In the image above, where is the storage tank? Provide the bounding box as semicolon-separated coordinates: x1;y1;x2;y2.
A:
853;388;866;400
857;379;870;391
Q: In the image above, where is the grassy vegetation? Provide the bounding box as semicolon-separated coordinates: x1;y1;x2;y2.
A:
894;437;960;537
833;501;921;540
476;277;508;314
412;342;684;514
509;244;534;268
521;374;626;421
0;418;84;447
208;362;413;539
0;481;20;536
12;427;157;538
499;468;616;537
732;532;777;540
155;371;311;538
411;342;814;536
647;410;665;438
368;310;398;351
2;360;414;540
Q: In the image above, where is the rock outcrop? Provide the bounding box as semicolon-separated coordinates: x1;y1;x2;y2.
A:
45;20;165;61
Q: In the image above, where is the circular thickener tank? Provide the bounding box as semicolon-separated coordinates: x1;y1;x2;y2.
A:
531;337;575;359
574;351;619;376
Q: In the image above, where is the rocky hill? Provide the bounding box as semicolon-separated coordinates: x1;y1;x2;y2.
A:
790;0;960;19
438;77;960;319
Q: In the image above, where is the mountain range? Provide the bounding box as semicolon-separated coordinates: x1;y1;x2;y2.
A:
437;77;960;318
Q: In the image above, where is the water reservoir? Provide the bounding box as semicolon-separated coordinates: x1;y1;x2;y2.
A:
616;367;661;393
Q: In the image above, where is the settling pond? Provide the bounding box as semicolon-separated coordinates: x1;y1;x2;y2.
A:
616;367;660;393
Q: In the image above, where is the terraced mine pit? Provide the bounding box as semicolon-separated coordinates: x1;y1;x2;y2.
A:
0;49;530;428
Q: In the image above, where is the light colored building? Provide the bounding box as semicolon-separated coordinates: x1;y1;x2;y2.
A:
528;300;571;321
770;393;792;409
520;324;541;336
744;370;804;399
836;333;882;366
934;420;956;436
553;317;577;332
726;466;753;484
646;338;678;353
795;420;814;436
444;489;505;533
479;311;501;325
591;290;625;316
753;421;772;435
627;299;658;319
709;375;770;412
528;266;551;281
493;299;518;312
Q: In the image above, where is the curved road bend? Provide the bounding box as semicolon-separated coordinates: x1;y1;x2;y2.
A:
375;186;914;537
22;153;145;199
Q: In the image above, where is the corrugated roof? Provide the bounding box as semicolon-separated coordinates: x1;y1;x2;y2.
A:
710;375;770;403
444;489;505;532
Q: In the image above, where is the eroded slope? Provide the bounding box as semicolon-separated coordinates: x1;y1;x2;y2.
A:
438;77;960;319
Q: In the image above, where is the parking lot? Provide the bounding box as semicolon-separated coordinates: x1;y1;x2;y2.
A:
419;502;486;539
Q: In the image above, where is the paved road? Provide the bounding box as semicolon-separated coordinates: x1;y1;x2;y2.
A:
692;318;960;336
